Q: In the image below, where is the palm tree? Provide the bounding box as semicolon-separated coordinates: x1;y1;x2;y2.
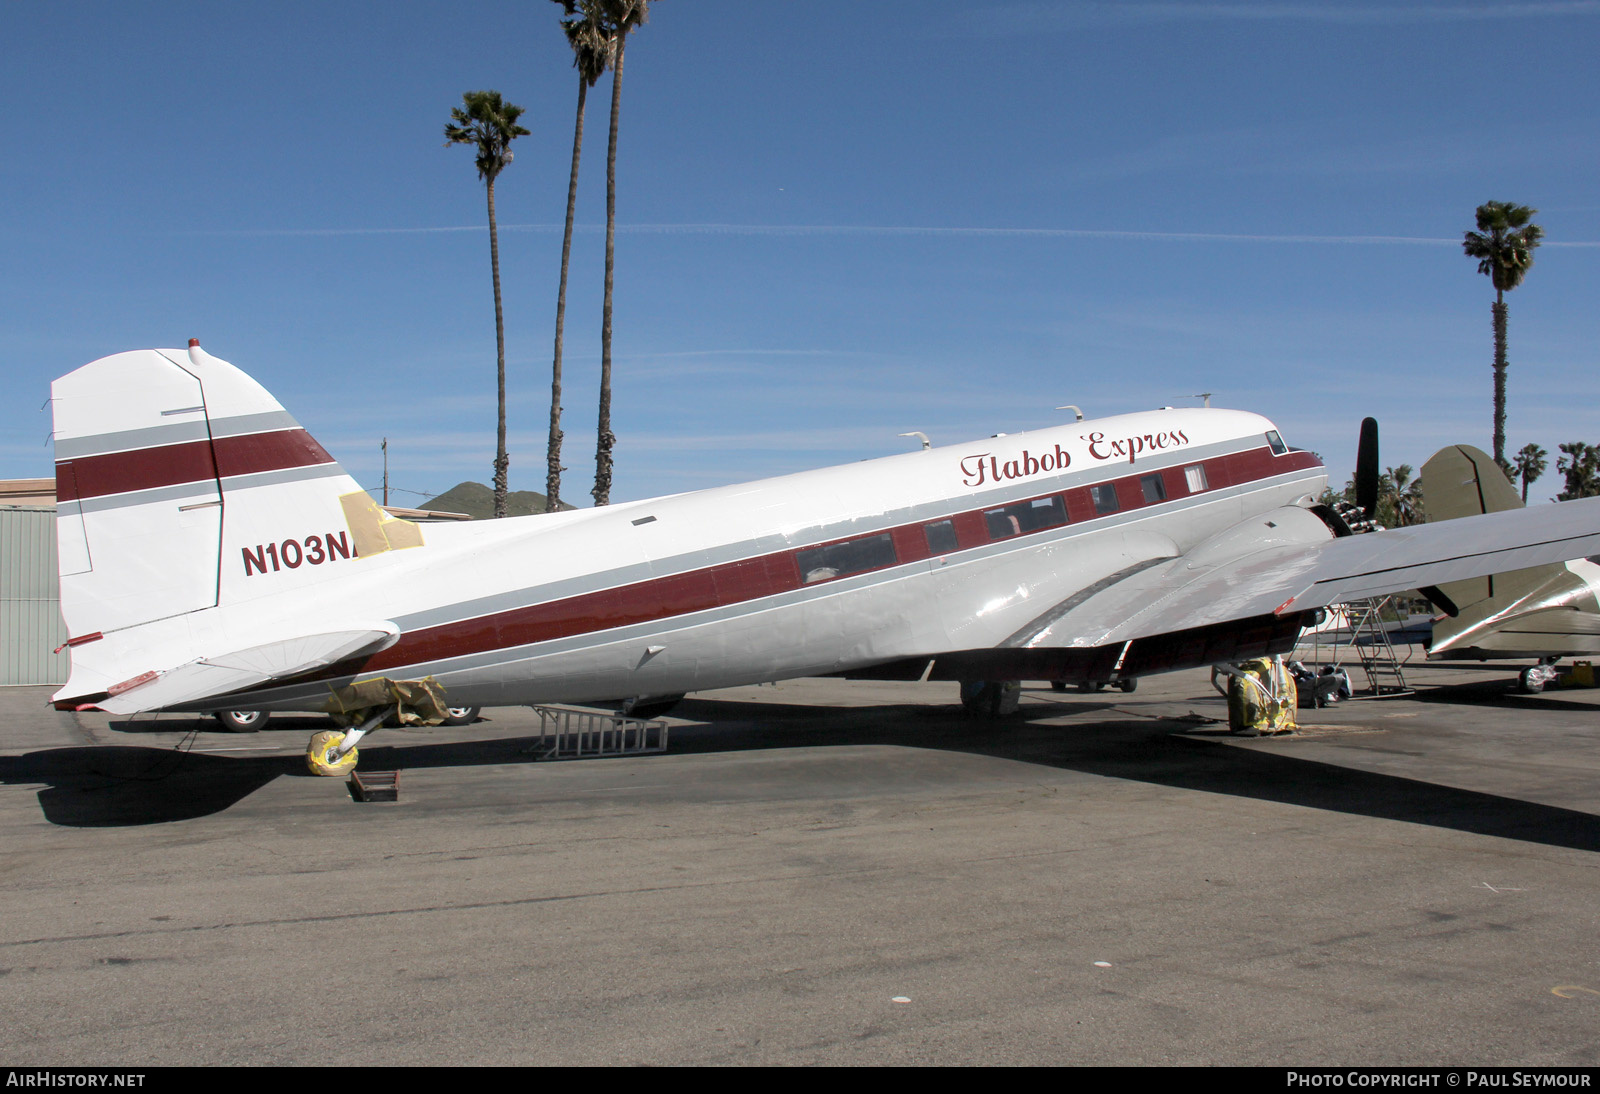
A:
592;0;651;507
546;1;613;514
1512;442;1548;504
1463;202;1543;469
1557;442;1600;501
1382;464;1424;527
445;91;530;520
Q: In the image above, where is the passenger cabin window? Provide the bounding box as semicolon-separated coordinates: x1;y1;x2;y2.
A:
1265;430;1288;455
1091;483;1120;515
1140;474;1167;503
983;496;1067;540
924;519;958;555
1184;464;1208;492
797;533;898;584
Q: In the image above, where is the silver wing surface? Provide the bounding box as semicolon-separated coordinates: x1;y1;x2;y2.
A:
870;496;1600;683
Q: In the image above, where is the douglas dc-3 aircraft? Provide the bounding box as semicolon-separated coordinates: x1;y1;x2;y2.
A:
48;344;1600;775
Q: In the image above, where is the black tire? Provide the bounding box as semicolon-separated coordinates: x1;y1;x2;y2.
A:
214;710;268;732
441;705;480;727
1117;678;1138;693
1050;681;1067;692
961;681;1001;717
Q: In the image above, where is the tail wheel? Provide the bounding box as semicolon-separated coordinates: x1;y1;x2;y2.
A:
215;710;268;731
306;729;358;777
441;705;480;727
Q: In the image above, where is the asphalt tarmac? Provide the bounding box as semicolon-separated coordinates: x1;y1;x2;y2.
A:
2;657;1598;1066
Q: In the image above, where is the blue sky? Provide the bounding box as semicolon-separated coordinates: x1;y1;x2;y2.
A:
3;1;1597;506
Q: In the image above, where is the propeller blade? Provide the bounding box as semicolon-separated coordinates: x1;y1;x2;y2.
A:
1356;417;1380;518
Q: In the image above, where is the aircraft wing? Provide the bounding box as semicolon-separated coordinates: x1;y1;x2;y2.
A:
876;496;1600;684
1017;496;1600;652
95;625;401;715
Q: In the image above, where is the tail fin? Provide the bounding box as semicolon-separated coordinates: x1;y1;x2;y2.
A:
51;344;419;642
1420;444;1592;656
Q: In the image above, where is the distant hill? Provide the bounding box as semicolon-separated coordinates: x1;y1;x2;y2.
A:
421;482;577;520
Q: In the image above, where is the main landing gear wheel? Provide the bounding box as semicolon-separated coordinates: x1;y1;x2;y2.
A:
1518;659;1562;693
959;680;1022;717
306;729;358;777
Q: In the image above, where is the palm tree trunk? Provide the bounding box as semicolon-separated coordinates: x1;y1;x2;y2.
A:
1492;289;1508;468
548;76;589;513
594;26;626;507
488;178;509;519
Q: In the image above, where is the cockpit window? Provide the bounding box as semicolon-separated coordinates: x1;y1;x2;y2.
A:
1265;430;1288;455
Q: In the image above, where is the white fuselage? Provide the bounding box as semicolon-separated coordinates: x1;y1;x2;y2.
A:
213;407;1325;712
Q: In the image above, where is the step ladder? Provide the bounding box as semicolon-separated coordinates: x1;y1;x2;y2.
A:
1344;596;1412;697
522;706;670;760
1295;596;1411;698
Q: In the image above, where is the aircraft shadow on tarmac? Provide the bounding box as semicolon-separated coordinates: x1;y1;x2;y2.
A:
1406;675;1598;709
0;744;293;827
2;690;1597;851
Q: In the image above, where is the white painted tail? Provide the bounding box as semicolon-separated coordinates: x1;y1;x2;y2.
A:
50;344;429;709
51;344;398;641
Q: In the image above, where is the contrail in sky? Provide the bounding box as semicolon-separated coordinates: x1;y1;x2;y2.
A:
205;223;1600;246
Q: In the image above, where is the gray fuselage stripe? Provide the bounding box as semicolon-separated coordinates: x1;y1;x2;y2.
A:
53;411;302;460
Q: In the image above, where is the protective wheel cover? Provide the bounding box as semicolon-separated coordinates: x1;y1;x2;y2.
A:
306;729;358;776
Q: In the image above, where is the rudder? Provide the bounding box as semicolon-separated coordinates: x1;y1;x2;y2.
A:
51;343;393;641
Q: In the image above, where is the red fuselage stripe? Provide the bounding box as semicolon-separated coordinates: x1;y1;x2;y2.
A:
56;429;336;502
361;446;1323;673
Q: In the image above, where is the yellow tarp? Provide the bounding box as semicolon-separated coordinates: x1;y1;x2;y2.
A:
322;676;449;727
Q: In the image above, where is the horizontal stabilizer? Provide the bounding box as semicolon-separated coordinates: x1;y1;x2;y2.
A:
99;625;400;715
